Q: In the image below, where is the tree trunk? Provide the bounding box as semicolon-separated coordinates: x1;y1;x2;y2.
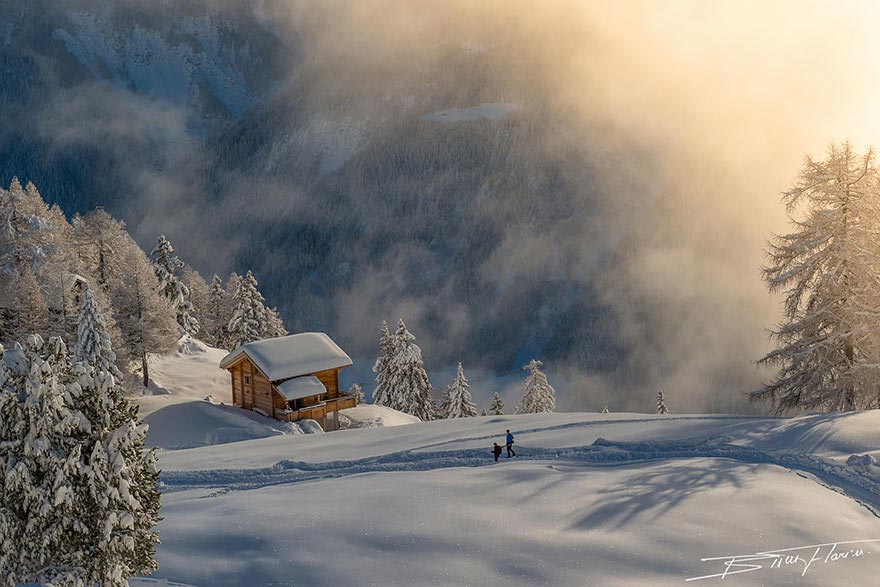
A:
142;348;149;388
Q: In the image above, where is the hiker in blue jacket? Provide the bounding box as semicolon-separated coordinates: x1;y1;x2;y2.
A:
505;429;516;457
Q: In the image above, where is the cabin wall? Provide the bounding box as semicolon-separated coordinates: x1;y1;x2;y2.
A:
231;368;242;406
313;368;340;398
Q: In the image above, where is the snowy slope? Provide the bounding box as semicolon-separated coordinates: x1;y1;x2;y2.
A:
145;411;880;586
138;337;418;449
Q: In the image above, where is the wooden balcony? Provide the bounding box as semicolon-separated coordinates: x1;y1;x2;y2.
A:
283;394;356;423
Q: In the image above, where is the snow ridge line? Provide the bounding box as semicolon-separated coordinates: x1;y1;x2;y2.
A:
159;436;880;514
408;415;774;453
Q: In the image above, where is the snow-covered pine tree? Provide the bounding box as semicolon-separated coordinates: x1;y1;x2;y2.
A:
349;383;364;404
601;405;609;414
151;234;199;337
656;389;669;415
74;286;123;379
264;306;288;338
385;320;434;420
754;143;880;412
74;368;161;585
489;391;504;415
205;274;229;348
5;335;88;585
227;270;270;348
114;244;178;387
181;266;210;334
435;387;450;420
0;341;26;582
371;320;395;407
515;359;556;414
444;363;478;418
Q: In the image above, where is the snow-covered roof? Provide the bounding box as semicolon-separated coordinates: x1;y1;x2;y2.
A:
219;332;352;382
276;376;327;401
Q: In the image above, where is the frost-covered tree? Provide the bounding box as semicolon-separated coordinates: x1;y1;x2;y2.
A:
371;320;395;407
152;234;199;337
70;208;128;293
204;274;229;348
444;363;477;418
489;391;504;415
114;244;178;387
1;336;87;585
0;334;160;586
601;405;610;414
349;382;364;404
656;389;669;415
74;286;122;379
181;266;210;333
754;143;880;412
264;306;288;339
515;359;556;414
384;320;434;420
227;270;270;348
5;263;49;342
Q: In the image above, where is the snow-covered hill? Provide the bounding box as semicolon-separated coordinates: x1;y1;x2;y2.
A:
144;409;880;586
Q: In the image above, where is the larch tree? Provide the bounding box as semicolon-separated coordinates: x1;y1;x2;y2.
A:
489;391;504;415
371;320;395;407
515;359;556;414
385;320;434;421
754;143;880;412
151;234;199;337
444;363;478;418
656;389;669;415
5;263;49;342
113;244;178;387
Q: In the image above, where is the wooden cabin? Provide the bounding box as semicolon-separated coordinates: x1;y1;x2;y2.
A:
219;332;355;431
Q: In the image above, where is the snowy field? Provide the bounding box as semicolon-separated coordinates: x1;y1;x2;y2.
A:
131;341;880;586
147;411;880;586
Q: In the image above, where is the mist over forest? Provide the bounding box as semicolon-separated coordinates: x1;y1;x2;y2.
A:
5;0;880;411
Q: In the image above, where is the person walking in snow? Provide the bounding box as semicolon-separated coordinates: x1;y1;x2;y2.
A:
505;429;516;457
492;442;503;462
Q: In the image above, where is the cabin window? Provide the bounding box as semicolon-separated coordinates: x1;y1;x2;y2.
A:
244;375;251;385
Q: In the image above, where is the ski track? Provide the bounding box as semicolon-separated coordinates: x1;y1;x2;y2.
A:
159;416;880;516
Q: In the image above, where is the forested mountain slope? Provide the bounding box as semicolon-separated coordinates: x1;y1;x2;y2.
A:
0;0;767;411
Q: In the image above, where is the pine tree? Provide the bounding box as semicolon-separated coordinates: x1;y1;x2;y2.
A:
181;266;210;334
385;320;434;420
74;286;122;379
371;320;395;407
227;270;269;348
515;359;556;414
349;383;364;405
444;363;478;418
151;234;199;337
656;389;669;415
754;143;880;412
0;335;160;586
601;405;609;414
264;306;288;338
204;274;229;348
489;391;504;415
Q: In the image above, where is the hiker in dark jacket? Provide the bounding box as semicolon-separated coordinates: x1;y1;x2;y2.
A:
492;443;503;462
506;429;516;457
